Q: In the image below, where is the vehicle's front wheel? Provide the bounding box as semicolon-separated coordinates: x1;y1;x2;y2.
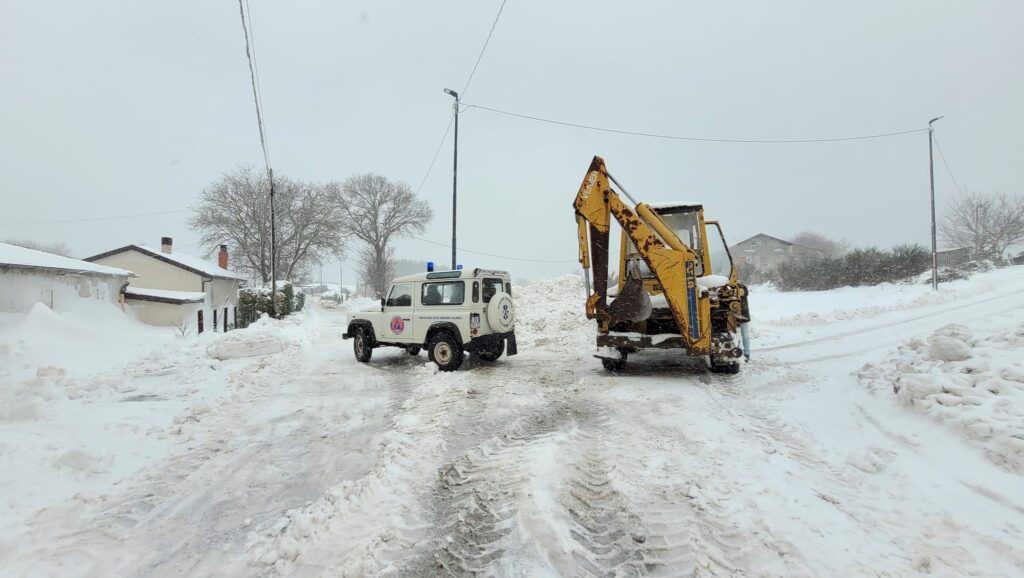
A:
353;328;373;362
428;332;463;372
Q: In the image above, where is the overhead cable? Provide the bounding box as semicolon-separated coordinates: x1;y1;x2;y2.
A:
411;236;575;263
932;134;965;196
463;103;929;144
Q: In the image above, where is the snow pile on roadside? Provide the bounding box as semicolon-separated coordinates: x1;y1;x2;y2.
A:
512;274;592;351
858;322;1024;473
340;296;381;313
207;316;294;360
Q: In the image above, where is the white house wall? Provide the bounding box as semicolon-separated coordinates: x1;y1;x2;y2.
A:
92;250;241;331
127;300;203;330
91;251;201;292
0;269;126;313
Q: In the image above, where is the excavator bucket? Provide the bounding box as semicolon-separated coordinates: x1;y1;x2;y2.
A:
607;272;652;324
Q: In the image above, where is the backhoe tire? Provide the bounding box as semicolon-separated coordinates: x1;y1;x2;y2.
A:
353;328;373;363
406;346;421;356
708;356;739;374
428;332;463;372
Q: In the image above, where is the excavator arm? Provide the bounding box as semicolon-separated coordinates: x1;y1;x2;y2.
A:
573;156;711;351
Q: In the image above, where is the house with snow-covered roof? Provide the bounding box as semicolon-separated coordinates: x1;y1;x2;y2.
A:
729;233;832;271
0;241;133;313
85;237;245;333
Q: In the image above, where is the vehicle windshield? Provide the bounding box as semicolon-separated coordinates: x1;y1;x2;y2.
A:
707;223;734;278
623;209;705;277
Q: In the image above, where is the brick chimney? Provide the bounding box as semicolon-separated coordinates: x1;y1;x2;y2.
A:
218;244;228;269
161;237;173;254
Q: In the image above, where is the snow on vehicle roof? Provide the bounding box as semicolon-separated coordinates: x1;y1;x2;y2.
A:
391;268;510;283
124;287;206;304
86;245;247;280
646;201;704;210
0;242;133;277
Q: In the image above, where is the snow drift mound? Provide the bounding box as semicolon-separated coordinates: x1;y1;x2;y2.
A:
858;322;1024;473
512;275;593;351
207;317;293;360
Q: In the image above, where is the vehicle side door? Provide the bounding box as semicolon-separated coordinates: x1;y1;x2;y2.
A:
381;282;414;342
416;280;467;343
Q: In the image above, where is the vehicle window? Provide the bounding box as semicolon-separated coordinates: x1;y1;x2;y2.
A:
707;223;734;278
481;278;504;303
421;281;465;305
626;210;705;276
386;283;413;307
472;281;479;303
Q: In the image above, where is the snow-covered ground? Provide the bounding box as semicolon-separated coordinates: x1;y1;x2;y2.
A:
3;268;1024;577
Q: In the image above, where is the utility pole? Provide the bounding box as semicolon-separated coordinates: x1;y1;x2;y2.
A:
269;168;278;315
444;88;459;270
928;116;943;291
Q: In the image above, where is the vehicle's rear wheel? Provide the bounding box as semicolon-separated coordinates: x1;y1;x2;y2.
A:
428;332;463;372
406;346;421;356
475;341;503;362
353;328;373;362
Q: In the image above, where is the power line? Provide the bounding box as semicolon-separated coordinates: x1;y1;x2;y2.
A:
415;1;510;195
415;116;455;195
0;208;191;227
244;0;270;162
411;236;575;264
932;134;965;196
461;0;509;98
464;103;930;144
238;0;271;171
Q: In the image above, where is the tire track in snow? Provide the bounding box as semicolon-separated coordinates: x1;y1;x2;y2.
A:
400;398;592;576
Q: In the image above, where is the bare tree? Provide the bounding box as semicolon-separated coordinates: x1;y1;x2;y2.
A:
190;166;349;282
5;239;73;257
342;173;432;297
791;231;843;254
940;191;1024;262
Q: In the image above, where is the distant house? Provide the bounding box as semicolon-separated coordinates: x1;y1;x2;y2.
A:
729;233;831;270
0;242;133;313
86;237;245;332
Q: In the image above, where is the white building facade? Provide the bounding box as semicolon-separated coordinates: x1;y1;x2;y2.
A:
0;242;132;313
86;238;245;333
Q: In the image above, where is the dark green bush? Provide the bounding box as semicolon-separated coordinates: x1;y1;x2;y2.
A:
775;244;931;291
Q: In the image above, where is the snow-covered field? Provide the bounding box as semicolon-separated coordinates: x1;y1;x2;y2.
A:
3;267;1024;577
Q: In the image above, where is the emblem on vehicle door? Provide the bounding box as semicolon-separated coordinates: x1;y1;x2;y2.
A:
390;315;405;334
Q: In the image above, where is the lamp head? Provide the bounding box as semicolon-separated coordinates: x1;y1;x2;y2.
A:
444;88;458;99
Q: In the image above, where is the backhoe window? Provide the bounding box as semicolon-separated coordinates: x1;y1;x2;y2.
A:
707;223;734;278
623;209;705;276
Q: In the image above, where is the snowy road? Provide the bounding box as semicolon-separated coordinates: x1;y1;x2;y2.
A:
6;270;1024;577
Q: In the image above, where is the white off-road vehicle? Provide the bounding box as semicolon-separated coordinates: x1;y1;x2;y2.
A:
342;268;517;371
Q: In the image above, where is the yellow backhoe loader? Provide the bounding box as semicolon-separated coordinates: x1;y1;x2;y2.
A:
573;156;749;373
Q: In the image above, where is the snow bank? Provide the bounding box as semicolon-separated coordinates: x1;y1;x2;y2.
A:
207;318;292;360
512;275;593;351
858;322;1024;473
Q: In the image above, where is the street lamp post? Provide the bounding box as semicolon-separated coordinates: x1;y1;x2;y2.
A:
444;88;459;270
928;115;944;291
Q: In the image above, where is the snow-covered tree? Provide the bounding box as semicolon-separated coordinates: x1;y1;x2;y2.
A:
940;191;1024;262
190;166;349;282
342;173;432;297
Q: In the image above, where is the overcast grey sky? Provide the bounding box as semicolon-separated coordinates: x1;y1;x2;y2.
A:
2;0;1021;283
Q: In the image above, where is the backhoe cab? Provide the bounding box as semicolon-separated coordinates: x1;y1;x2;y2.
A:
573;156;748;373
